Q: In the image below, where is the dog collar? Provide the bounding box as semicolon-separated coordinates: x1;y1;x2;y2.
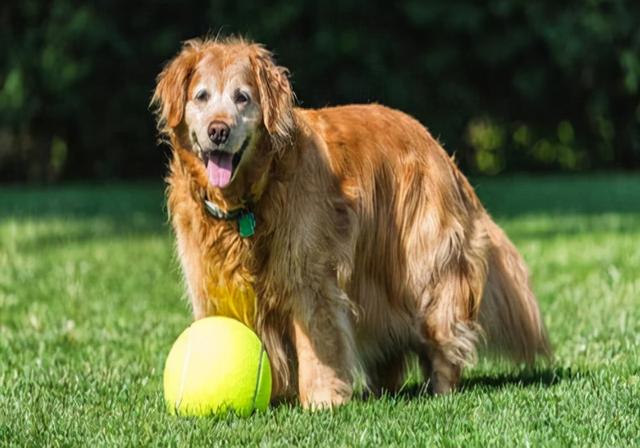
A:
204;200;256;238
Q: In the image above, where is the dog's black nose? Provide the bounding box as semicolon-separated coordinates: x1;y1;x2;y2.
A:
208;121;230;145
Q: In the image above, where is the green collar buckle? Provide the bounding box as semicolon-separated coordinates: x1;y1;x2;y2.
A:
238;211;256;238
204;200;256;238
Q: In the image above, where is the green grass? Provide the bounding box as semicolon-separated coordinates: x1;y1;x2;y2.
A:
1;175;639;446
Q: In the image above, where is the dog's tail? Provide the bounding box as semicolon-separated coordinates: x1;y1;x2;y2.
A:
478;215;552;364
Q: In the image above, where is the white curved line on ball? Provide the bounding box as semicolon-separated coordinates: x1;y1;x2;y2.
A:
175;327;194;413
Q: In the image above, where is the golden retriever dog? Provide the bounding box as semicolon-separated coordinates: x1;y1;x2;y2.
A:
151;37;551;408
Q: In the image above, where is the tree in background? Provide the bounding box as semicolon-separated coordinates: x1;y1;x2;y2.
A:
1;0;639;182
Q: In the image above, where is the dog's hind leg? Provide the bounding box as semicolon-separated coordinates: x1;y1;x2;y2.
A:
366;351;408;397
415;315;476;395
415;270;485;394
411;219;489;394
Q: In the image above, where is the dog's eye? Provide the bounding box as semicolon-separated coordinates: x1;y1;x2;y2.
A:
233;90;250;105
195;89;209;102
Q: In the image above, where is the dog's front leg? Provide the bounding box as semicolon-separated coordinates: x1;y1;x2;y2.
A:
291;287;355;409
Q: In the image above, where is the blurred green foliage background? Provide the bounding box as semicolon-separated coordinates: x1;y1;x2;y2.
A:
1;0;639;182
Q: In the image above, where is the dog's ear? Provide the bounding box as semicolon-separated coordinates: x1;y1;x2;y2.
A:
151;41;199;135
250;46;295;150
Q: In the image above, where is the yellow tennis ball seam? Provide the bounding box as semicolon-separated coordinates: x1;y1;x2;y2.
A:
175;326;194;413
250;344;266;411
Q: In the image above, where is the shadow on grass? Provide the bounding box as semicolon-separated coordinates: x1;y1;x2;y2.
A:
502;217;640;242
13;217;171;252
360;366;576;402
268;367;577;409
1;182;170;250
459;366;574;392
473;174;640;219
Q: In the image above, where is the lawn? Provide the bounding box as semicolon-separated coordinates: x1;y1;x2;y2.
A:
1;175;639;446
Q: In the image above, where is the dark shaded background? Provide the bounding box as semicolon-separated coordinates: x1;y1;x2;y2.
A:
1;0;639;183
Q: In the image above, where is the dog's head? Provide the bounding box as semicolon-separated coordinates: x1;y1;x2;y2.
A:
152;38;294;189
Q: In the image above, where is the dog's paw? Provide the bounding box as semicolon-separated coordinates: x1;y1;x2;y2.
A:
301;388;351;410
300;379;353;410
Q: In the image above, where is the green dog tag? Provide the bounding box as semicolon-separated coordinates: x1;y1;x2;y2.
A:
238;211;256;238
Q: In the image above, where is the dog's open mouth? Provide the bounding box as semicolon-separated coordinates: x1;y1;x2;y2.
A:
203;138;250;188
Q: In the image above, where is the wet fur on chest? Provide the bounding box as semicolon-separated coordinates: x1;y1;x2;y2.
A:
167;148;259;326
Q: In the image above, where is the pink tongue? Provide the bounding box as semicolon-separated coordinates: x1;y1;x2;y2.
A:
206;152;234;188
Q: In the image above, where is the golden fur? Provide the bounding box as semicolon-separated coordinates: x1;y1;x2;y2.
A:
151;37;551;408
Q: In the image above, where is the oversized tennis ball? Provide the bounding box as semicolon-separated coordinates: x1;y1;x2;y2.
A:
163;316;272;417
